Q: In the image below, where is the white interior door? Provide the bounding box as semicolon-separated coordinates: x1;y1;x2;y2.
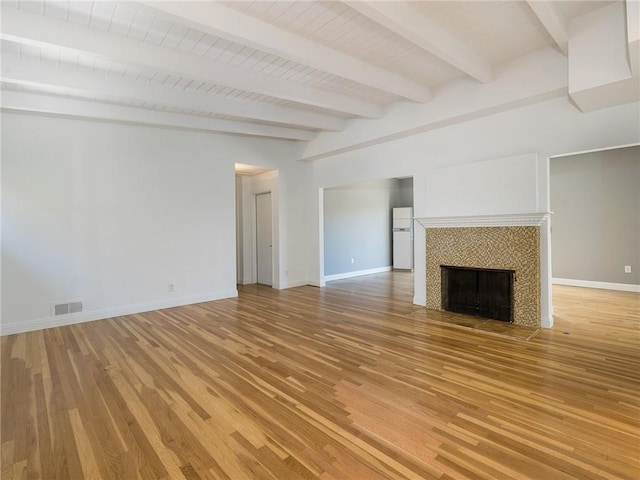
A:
256;192;273;286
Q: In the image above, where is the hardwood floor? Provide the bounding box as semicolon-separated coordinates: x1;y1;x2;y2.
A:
2;273;639;479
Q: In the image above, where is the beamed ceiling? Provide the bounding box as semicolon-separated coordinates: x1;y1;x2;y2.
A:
0;1;620;142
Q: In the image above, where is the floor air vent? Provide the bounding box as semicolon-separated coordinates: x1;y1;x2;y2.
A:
54;301;83;316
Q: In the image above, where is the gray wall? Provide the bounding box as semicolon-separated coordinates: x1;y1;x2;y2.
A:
550;146;640;284
324;179;402;276
398;177;414;207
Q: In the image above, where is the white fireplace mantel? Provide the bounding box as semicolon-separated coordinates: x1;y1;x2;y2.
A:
415;212;551;229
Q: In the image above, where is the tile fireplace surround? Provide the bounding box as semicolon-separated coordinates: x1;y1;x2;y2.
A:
417;214;549;328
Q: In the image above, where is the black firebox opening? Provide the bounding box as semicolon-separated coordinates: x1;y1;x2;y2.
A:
441;265;515;322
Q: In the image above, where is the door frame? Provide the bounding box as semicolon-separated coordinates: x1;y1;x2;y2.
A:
236;170;279;287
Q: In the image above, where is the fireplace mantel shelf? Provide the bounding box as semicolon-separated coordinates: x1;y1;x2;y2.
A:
415;212;551;228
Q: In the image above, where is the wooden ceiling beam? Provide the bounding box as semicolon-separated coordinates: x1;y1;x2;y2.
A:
139;1;432;102
347;1;493;83
1;53;346;131
526;0;569;55
1;90;318;141
0;7;383;118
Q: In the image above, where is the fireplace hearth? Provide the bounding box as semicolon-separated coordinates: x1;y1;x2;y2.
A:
441;265;514;322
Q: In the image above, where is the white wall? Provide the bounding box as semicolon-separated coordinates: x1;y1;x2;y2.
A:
276;160;313;289
306;97;640;326
425;153;541;216
1;112;303;334
235;175;243;284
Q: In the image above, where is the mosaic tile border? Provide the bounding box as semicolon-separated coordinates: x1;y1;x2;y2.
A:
425;226;540;327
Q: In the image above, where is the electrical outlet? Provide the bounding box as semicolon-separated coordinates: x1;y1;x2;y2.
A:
624;266;632;274
351;258;355;264
168;283;174;292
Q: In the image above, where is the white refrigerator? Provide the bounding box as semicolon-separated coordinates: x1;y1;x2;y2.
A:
392;207;413;270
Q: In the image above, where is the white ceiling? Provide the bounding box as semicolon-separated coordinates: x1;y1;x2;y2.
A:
0;1;616;142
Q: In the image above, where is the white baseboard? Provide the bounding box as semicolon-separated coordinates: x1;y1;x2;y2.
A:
0;289;238;336
552;278;640;293
275;279;309;290
324;266;392;282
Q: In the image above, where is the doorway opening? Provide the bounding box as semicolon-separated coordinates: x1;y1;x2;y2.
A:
549;145;639;294
320;176;414;298
235;164;278;288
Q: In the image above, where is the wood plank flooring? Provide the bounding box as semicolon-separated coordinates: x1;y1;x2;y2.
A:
2;272;639;479
406;308;540;342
